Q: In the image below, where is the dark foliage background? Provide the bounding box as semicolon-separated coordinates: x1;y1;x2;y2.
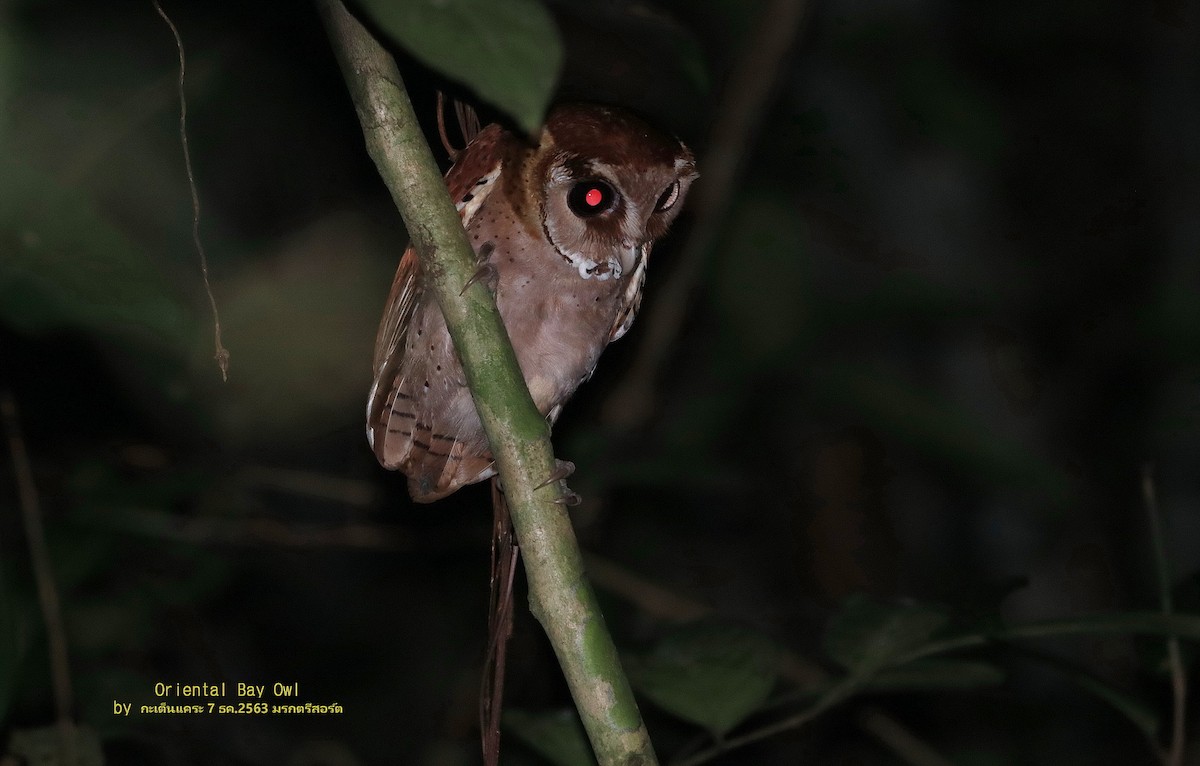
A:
1;0;1198;764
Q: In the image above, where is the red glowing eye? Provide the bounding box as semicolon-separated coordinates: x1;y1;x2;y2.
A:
568;180;616;217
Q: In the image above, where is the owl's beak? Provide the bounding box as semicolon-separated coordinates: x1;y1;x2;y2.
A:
619;240;642;275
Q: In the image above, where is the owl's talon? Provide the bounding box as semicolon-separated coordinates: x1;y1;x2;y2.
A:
460;263;499;296
534;459;576;490
536;459;580;505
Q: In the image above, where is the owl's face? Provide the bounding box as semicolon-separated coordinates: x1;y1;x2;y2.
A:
515;104;697;281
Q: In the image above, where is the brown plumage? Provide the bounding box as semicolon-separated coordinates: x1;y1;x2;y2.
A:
367;103;697;502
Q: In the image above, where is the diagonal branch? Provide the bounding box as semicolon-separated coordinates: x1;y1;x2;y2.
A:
314;2;658;763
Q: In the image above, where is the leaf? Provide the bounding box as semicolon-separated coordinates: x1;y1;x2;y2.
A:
356;0;562;135
626;621;780;737
505;708;596;766
867;659;1004;691
823;595;949;675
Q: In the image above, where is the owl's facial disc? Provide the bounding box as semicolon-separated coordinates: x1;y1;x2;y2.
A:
533;108;696;283
540;165;628;281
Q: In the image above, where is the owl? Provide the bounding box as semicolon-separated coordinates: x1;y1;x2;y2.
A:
367;103;697;501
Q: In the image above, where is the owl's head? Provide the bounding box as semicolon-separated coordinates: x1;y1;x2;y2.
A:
513;103;697;280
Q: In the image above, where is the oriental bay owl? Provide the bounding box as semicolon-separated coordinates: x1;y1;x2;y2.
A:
367;103;697;501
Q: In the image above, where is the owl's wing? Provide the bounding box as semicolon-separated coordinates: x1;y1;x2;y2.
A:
608;242;652;343
367;124;507;456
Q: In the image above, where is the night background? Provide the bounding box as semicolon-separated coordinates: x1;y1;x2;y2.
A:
2;0;1199;764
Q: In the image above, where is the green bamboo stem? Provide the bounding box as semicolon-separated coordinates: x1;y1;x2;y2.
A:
315;2;657;763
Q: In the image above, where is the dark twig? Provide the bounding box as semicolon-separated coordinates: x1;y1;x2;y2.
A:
153;0;230;380
436;91;462;161
436;91;484;161
2;393;76;764
601;0;809;429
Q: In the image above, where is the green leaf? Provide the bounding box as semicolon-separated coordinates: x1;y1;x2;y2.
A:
356;0;562;135
626;621;780;737
505;708;596;766
868;659;1004;691
824;595;949;675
